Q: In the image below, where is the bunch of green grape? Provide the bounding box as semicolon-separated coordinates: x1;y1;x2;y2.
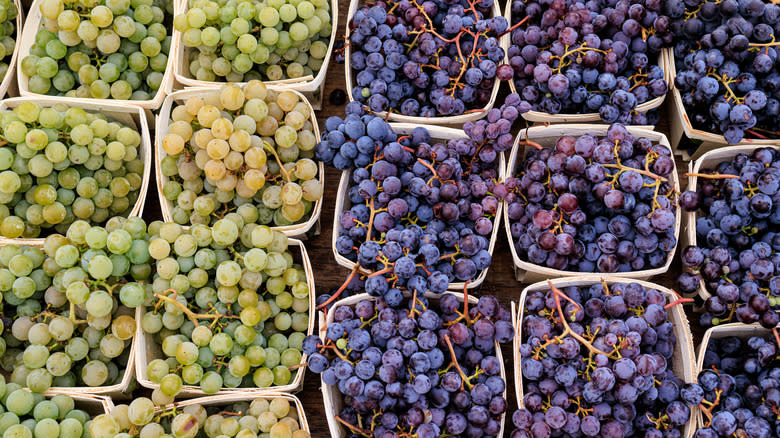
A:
20;0;173;100
0;0;17;87
0;387;99;438
173;0;331;82
0;217;152;393
93;397;311;438
140;218;311;397
0;101;144;239
160;81;323;228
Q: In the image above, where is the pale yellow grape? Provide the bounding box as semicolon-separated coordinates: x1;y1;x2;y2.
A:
162;133;185;155
284;111;306;130
210;118;233;140
220;85;245;111
256;117;278;136
267;102;284;120
206;139;229;160
224;151;243;170
245;147;266;168
301;179;322;202
235;180;255;198
185;96;204;116
204;160;226;180
293;158;316;180
170;121;194;141
203;92;221;108
274;126;297;148
233;114;256;134
215;173;237;191
194;149;210;169
192;128;214;149
281;203;304;222
244;99;269;121
172;106;193;123
297;130;316;151
245;80;267;99
276;91;299;112
197;105;220;127
244;169;265;190
229;130;251;152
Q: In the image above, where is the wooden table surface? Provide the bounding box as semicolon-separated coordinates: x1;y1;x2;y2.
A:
127;4;698;436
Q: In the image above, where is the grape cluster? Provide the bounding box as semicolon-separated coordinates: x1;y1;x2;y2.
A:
669;0;780;143
23;0;172;100
174;0;332;82
99;397;311;438
160;82;323;228
506;124;678;273
304;292;513;437
462;93;526;153
140;219;311;398
0;0;17;86
507;0;670;124
0;390;100;438
512;281;692;438
348;0;507;117
0;101;144;239
1;217;150;393
677;148;780;328
316;103;502;296
683;333;780;438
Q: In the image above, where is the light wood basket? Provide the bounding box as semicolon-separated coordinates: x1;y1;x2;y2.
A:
344;0;504;126
331;123;504;291
17;0;175;110
503;1;669;126
666;51;779;160
512;278;697;438
0;97;152;247
694;323;777;431
155;86;323;238
682;145;780;301
172;0;338;110
320;292;507;438
135;239;315;397
0;0;23;99
502;124;681;283
143;392;310;433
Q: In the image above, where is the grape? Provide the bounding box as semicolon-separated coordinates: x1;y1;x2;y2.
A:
22;0;171;100
161;83;322;230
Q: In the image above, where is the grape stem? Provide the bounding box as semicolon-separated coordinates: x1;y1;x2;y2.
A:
262;141;292;183
698;388;722;426
547;281;614;358
499;15;530;37
683;172;739;179
154;290;239;327
316;266;360;310
335;415;371;436
518;140;544;150
772;327;780;350
746;129;769;139
443;334;474;390
664;290;693;309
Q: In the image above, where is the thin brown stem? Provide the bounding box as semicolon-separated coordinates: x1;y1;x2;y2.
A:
316;266;360;310
683;172;739;179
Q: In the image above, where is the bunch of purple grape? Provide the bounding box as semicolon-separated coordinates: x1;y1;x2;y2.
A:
347;0;507;117
669;0;780;143
317;103;503;296
463;93;525;153
505;124;678;273
506;0;670;123
684;333;780;438
511;281;692;438
304;292;513;437
677;147;780;328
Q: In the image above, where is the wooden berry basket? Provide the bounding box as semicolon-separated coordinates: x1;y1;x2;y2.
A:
0;97;151;247
503;0;669;126
0;0;24;99
667;52;779;160
345;0;504;126
331;123;504;292
145;393;310;433
155;86;324;239
682;145;780;301
135;239;315;397
502;124;681;283
694;323;774;431
172;0;338;110
18;0;175;112
320;292;507;438
513;278;697;438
